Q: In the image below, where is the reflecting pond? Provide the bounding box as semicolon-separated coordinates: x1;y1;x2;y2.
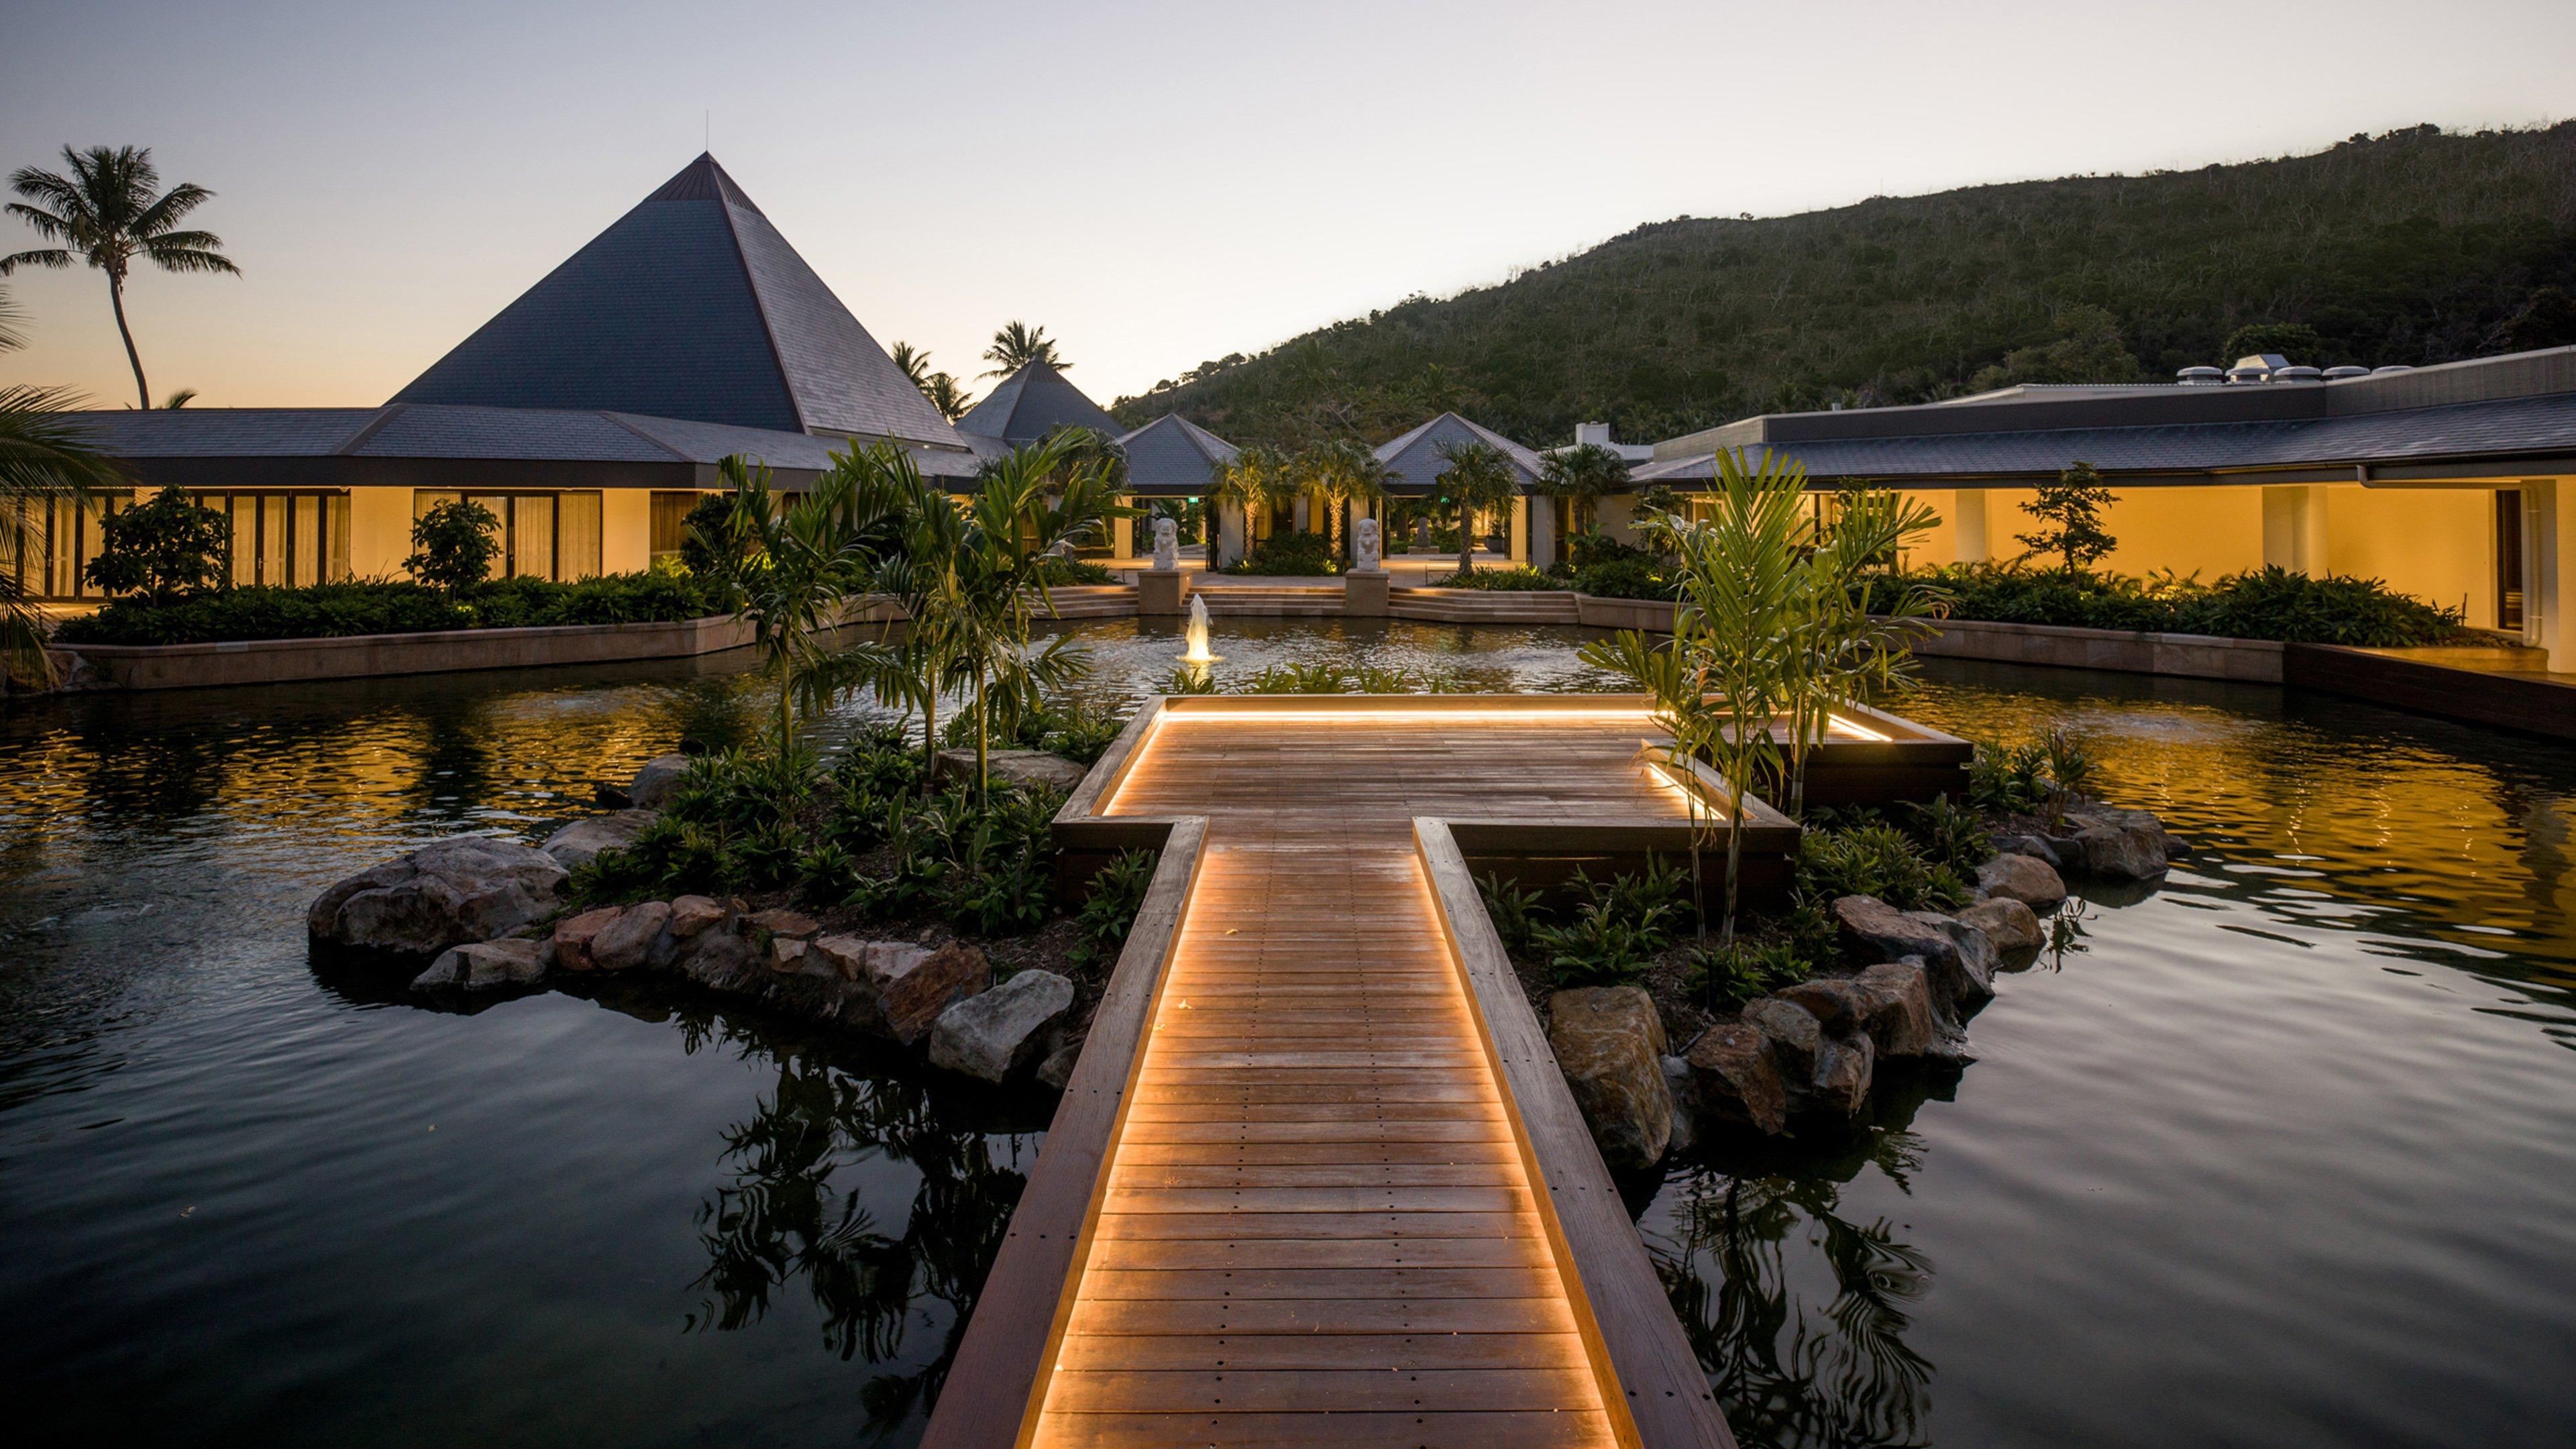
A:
3;619;2572;1446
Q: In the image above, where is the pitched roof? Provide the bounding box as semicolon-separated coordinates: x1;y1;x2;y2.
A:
1626;391;2576;486
1114;413;1239;495
1371;412;1547;491
955;360;1122;447
62;402;982;481
390;154;964;451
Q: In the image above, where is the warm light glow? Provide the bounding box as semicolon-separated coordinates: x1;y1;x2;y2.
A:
1825;713;1893;742
1159;706;1661;724
1177;592;1220;665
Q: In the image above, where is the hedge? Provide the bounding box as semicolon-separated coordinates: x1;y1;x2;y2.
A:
56;572;735;647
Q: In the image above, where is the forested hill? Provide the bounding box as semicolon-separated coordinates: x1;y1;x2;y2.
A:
1110;123;2576;449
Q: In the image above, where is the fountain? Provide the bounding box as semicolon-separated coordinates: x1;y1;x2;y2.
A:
1179;592;1220;667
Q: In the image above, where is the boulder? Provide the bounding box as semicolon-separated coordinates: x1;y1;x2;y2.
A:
932;748;1088;794
1683;1022;1788;1136
930;970;1075;1082
1993;833;2061;868
1833;895;1994;1018
539;810;658;869
673;924;759;991
1958;896;2045;956
550;906;623;972
1546;987;1672;1170
589;902;672;971
413;937;549;991
1976;853;2068;911
747;908;820;941
629;754;692;810
2056;805;2172;880
808;933;870;981
1036;1032;1084;1091
1740;998;1820;1080
1813;1032;1876;1117
1854;961;1963;1061
309;836;568;957
667;896;726;939
871;942;992;1045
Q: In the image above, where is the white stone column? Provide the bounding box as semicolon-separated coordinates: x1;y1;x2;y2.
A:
1951;488;1988;564
1509;496;1530;565
2533;479;2569;667
1218;499;1246;568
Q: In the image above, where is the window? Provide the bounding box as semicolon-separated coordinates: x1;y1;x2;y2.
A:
3;489;350;601
412;490;604;582
650;490;708;566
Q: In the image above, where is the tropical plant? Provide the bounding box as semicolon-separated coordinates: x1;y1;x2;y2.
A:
1898;794;1992;877
1540;441;1629;537
892;341;932;388
1297;437;1389;564
1432;439;1521;576
0;393;125;686
1477;872;1547;955
981;321;1067;377
3;146;239;411
676;492;747;576
405;499;501;592
923;372;973;421
81;484;225;603
1770;483;1945;816
691;455;879;751
1207;443;1294;570
2039;727;2097;828
1796;822;1966;911
2016;461;2118;573
1069;849;1158;971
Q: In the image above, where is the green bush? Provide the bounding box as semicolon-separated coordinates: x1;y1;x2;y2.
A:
1529;862;1686;986
1796;822;1967;910
1224;531;1339;576
1688;938;1806;1012
406;500;501;592
1899;794;1992;877
53;572;731;645
1570;557;1678;600
1069;849;1159;971
1040;554;1117;586
1893;561;2472;645
83;486;229;604
1432;566;1562;591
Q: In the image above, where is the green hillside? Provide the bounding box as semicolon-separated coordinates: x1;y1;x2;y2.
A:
1111;123;2576;449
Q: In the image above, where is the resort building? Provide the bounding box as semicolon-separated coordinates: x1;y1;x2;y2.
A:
1114;413;1239;560
1369;411;1549;566
21;154;975;600
1620;347;2576;665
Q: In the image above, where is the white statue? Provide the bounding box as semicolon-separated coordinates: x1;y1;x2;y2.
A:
1150;515;1179;571
1353;515;1381;572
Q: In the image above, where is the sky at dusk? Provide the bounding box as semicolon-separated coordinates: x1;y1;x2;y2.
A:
3;0;2573;416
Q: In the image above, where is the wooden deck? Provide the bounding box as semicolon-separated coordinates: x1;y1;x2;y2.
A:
926;698;1748;1449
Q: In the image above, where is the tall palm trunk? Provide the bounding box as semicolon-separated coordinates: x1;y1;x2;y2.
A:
974;669;989;797
107;270;149;411
1457;498;1476;575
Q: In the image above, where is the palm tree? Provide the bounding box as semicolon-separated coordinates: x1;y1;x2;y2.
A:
3;146;239;411
922;372;973;421
1540;441;1629;540
690;455;879;751
891;341;932;389
0;284;128;689
1299;437;1389;564
1432;439;1520;576
1207;443;1292;570
981;321;1067;378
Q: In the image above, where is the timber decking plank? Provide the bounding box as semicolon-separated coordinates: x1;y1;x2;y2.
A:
1034;1410;1615;1449
1052;1330;1589;1371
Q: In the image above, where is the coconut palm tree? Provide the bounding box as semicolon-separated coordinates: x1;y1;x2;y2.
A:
0;284;128;688
922;372;973;421
3;146;239;411
1540;441;1629;540
1207;443;1292;570
981;321;1067;378
1300;437;1389;564
892;341;932;389
1432;439;1520;576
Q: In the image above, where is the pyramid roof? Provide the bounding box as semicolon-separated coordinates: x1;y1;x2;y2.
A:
1114;413;1239;495
392;154;963;451
955;360;1122;448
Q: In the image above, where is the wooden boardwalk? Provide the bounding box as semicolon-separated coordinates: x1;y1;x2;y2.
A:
927;699;1748;1449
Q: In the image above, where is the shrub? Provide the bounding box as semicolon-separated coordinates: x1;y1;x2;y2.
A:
1570;557;1677;600
1478;872;1547;954
1968;738;2052;814
1225;530;1338;576
83;486;228;603
1796;822;1966;910
50;572;729;645
1040;554;1116;586
1900;794;1992;877
1069;849;1159;970
1688;938;1805;1012
1529;862;1686;986
1432;566;1560;591
1234;661;1427;694
406;500;501;592
1890;561;2471;646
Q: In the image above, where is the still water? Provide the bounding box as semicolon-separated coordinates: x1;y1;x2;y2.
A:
3;618;2571;1447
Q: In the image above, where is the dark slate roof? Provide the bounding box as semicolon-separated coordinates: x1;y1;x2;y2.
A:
1628;392;2576;485
59;403;982;478
1114;413;1238;496
954;360;1122;447
1371;413;1546;492
390;154;965;452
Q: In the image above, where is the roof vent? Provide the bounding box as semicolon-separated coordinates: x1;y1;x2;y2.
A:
2176;366;2225;385
2226;363;2272;384
2271;365;2322;382
2371;365;2413;374
2321;366;2371;380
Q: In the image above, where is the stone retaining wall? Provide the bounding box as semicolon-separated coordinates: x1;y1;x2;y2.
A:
1910;616;2284;683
